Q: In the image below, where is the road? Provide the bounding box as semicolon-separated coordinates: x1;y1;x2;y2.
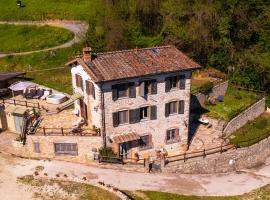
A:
0;20;88;58
0;152;269;199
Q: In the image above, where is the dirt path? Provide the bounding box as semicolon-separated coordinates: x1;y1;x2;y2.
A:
0;20;88;58
0;153;269;199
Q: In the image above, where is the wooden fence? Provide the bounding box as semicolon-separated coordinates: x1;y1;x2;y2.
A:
1;98;41;109
35;127;101;136
99;155;146;166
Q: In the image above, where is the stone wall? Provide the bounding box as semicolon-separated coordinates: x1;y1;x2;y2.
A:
223;97;266;136
11;135;103;162
191;80;228;110
163;135;270;174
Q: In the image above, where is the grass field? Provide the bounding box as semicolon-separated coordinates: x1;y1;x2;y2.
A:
203;86;260;121
229;113;270;147
0;24;73;53
0;0;101;21
126;185;270;200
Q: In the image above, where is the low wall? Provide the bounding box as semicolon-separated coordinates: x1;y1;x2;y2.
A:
11;135;103;162
163;135;270;174
223;97;266;136
191;80;228;110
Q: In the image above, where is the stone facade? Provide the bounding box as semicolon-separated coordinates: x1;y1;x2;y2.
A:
71;63;193;157
190;80;228;110
223;97;266;136
163;135;270;174
12;135;103;161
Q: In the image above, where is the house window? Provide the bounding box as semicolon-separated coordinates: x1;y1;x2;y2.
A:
33;142;40;153
139;134;152;150
86;80;95;99
165;100;185;117
139;80;157;96
165;75;186;92
75;74;84;91
166;128;179;144
54;143;78;155
139;106;149;120
112;83;136;100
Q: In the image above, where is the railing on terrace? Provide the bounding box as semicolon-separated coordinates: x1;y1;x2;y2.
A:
1;98;41;109
98;155;146;166
165;143;235;164
35;127;101;136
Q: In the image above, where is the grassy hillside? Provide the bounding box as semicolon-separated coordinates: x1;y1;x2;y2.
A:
0;24;73;53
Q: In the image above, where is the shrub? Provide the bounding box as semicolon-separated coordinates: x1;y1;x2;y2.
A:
199;81;214;95
98;147;119;162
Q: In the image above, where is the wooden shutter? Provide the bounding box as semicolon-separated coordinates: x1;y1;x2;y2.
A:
75;74;80;87
151;80;157;94
178;100;185;114
149;134;153;148
175;128;180;142
165;103;170;117
86;81;95;98
179;75;186;89
139;81;145;97
129;82;136;98
112;112;119;127
165;77;170;92
112;85;118;101
129;109;136;124
150;105;157;120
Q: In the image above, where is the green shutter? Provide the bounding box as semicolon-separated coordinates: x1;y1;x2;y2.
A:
179;75;186;89
165;103;170;117
178;100;185;114
112;85;118;101
165;77;170;92
112;112;119;127
129;82;136;98
151;80;157;94
139;81;145;97
129;109;136;124
150;105;157;120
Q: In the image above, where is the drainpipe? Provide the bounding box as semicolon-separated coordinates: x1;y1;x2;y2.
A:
100;83;106;148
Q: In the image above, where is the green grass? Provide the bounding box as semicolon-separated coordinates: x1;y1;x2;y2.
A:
191;78;211;94
0;46;81;94
0;24;73;53
18;175;120;200
203;86;260;121
229;113;270;147
127;185;270;200
0;0;101;21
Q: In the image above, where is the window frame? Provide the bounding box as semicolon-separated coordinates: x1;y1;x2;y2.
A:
54;143;78;156
139;106;150;121
139;134;152;150
168;101;178;115
166;128;179;144
118;110;129;125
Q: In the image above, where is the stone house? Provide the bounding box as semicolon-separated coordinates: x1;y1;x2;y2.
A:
66;46;201;159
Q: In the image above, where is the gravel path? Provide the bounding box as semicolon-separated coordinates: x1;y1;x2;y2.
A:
0;20;88;58
0;153;269;199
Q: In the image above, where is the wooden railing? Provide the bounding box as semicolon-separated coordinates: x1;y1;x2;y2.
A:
1;98;41;109
98;155;146;166
165;143;235;164
35;127;101;136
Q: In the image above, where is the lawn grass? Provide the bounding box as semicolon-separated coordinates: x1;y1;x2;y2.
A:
229;113;270;147
0;24;73;53
127;184;270;200
191;78;210;94
0;0;101;21
203;86;260;121
18;175;120;200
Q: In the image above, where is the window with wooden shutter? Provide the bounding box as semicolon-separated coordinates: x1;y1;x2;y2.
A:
165;128;180;144
112;112;119;127
129;83;136;98
75;74;80;87
139;134;152;150
165;103;170;117
139;81;145;97
150;80;157;94
86;81;95;99
112;85;118;101
178;100;185;114
179;75;186;89
118;110;128;124
165;77;170;92
150;105;157;120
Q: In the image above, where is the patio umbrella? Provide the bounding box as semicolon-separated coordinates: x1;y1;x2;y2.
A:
8;81;37;91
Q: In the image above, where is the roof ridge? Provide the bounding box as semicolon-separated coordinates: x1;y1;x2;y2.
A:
95;45;173;56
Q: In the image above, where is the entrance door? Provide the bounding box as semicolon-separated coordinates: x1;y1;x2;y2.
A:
119;142;131;159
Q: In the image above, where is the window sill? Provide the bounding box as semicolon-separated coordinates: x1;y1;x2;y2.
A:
165;140;180;145
139;145;153;151
118;122;129;126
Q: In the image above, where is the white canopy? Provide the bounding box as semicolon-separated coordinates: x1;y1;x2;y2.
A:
8;81;37;91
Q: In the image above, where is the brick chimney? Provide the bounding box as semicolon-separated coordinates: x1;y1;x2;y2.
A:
83;47;92;62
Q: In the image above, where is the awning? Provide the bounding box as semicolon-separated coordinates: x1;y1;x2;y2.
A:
113;132;140;144
57;93;82;111
0;72;26;82
8;81;36;91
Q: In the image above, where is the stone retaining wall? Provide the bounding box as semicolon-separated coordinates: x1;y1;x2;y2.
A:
191;80;228;110
223;97;266;136
163;135;270;174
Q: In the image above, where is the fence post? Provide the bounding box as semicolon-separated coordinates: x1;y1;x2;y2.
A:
61;127;64;136
184;152;186;162
14;99;16;106
43;127;46;136
38;103;40;109
25;101;28;107
2;99;4;104
203;149;206;158
220;143;223;154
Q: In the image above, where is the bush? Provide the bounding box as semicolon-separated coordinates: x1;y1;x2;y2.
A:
199;81;214;95
98;147;119;162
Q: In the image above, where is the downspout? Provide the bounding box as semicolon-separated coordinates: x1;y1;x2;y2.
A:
100;83;106;148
